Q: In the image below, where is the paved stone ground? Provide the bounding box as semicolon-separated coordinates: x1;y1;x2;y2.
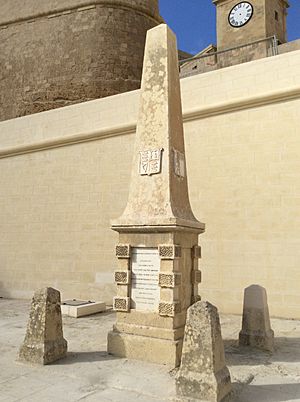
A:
1;298;300;401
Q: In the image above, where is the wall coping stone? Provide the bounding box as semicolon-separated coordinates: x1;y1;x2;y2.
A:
1;49;300;159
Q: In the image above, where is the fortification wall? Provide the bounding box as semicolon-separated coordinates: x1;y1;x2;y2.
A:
1;50;300;318
0;0;162;121
0;0;161;24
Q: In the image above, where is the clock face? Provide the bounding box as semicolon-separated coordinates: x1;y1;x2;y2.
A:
228;2;253;28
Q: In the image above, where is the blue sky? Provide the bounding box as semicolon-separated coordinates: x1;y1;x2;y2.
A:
159;0;300;54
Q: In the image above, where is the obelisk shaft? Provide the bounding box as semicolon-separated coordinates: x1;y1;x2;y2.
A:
112;24;204;231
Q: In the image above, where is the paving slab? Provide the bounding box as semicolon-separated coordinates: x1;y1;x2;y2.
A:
1;299;300;401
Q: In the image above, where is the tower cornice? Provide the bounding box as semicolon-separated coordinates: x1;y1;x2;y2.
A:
0;0;163;28
212;0;289;7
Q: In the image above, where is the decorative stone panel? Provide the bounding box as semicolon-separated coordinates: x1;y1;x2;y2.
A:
158;245;181;260
159;272;181;288
113;297;130;312
192;245;202;259
115;244;131;259
114;271;130;285
192;270;202;284
159;301;181;317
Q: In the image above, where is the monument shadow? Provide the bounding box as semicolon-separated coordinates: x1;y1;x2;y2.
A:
56;350;118;365
232;382;300;402
224;337;300;365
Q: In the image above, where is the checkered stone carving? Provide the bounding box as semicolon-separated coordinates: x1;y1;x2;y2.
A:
114;271;130;285
192;270;202;284
158;245;181;259
115;244;131;259
159;302;181;317
192;245;202;259
159;272;181;288
113;297;130;312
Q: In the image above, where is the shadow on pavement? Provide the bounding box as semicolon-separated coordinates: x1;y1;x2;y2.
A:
55;351;118;365
224;337;300;366
232;382;300;402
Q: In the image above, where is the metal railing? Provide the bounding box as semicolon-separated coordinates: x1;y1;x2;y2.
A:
179;36;279;74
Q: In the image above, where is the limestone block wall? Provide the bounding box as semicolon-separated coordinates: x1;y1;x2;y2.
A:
278;38;300;54
217;41;271;68
1;50;300;318
0;92;138;304
215;0;267;50
180;48;218;79
0;0;162;121
265;0;288;44
215;0;288;50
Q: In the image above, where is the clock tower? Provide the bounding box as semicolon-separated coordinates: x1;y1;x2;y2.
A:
213;0;289;51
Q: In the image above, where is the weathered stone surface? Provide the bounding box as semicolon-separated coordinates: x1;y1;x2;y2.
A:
18;287;67;365
0;0;162;121
214;0;288;51
111;23;204;231
108;24;205;367
181;0;290;77
176;301;232;402
239;284;274;352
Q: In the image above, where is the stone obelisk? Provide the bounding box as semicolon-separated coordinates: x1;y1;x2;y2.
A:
107;24;205;367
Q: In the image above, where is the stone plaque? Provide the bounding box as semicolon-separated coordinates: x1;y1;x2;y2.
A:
131;248;160;311
139;149;163;176
173;149;185;178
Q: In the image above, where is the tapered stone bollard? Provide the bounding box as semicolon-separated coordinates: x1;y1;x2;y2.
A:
19;287;67;364
239;285;274;352
176;301;232;402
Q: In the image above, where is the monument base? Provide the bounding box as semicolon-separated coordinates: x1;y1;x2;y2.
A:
176;367;232;402
19;339;67;365
107;330;183;366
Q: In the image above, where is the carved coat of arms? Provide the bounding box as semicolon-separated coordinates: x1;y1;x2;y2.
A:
139;148;163;176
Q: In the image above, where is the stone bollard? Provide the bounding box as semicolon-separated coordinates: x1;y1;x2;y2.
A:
239;284;274;352
19;287;68;364
176;301;232;402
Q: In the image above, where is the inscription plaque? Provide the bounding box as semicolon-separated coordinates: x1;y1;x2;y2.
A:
131;248;160;311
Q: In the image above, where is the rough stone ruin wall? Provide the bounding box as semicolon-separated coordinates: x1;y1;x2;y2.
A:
0;0;161;121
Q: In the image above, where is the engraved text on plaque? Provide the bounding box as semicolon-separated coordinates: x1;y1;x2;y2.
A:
131;248;160;311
